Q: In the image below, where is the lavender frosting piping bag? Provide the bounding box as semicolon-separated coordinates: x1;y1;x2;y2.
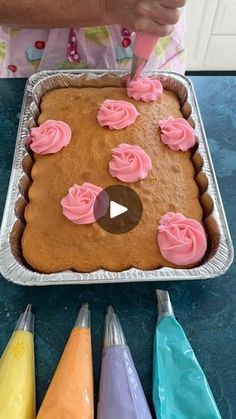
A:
97;306;152;419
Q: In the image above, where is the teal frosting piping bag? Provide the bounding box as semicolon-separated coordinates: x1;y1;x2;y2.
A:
153;290;222;419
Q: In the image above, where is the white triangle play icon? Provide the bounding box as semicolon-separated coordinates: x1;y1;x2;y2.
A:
110;200;128;219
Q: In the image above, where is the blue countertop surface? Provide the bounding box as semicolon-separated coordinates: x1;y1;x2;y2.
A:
0;76;235;418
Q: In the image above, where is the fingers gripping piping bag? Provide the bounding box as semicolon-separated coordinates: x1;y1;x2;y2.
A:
37;303;93;419
130;33;159;80
153;290;222;419
0;304;36;419
97;306;152;419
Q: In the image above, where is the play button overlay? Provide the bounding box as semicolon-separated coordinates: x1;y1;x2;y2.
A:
94;185;143;234
110;201;128;219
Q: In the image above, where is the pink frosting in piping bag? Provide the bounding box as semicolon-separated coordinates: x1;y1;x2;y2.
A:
109;144;152;183
29;120;71;155
134;33;159;59
159;117;196;151
61;182;108;224
127;77;163;102
97;100;139;130
157;212;207;265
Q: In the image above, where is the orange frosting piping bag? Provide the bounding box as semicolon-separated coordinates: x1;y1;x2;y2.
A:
37;303;94;419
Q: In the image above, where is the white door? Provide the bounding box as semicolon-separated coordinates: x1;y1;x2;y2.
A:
185;0;236;70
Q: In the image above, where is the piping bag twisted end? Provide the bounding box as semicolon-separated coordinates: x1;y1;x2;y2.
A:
104;305;127;347
74;303;90;329
156;289;174;318
15;304;34;333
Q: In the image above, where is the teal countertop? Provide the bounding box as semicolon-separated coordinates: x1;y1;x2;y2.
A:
0;76;235;418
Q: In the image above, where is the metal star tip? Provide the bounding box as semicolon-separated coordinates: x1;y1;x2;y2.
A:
74;303;90;329
15;303;35;333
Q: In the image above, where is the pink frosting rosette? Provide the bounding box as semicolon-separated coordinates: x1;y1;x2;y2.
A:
127;77;163;102
61;182;108;224
29;120;72;155
97;99;139;130
159;117;196;151
157;212;207;265
109;143;152;183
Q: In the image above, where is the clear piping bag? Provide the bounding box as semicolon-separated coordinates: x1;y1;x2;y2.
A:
37;303;94;419
153;290;222;419
130;33;158;80
0;304;36;419
97;306;152;419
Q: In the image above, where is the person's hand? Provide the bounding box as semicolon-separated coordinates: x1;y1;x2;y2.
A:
104;0;186;36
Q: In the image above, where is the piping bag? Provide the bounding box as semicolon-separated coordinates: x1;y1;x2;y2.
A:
0;304;36;419
130;33;158;80
37;303;94;419
97;306;152;419
153;290;222;419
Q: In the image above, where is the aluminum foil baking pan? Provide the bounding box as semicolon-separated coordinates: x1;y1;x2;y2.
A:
0;70;234;285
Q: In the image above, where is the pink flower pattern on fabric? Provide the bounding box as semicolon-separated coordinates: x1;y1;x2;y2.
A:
67;28;81;63
157;212;207;265
109;143;152;183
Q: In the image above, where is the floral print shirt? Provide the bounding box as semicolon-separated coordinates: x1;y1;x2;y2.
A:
0;16;185;78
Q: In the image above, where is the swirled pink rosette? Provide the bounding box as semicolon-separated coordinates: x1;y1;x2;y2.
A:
127;77;163;102
29;120;72;154
109;143;152;183
157;212;207;265
159;117;197;151
97;100;139;130
61;182;108;224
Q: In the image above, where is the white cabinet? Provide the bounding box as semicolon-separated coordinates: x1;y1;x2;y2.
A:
213;0;236;34
205;35;236;69
186;0;236;70
185;0;219;70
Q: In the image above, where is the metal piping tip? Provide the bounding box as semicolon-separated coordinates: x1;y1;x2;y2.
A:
104;306;126;348
107;305;114;315
130;55;147;81
15;304;34;333
74;303;90;329
24;304;32;315
156;290;174;318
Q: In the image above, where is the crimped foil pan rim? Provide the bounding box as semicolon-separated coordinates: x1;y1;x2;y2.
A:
0;70;234;285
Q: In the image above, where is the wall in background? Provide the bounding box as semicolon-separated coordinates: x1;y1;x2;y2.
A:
186;0;236;70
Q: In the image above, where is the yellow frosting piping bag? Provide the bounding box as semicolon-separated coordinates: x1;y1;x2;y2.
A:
37;303;94;419
0;304;36;419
